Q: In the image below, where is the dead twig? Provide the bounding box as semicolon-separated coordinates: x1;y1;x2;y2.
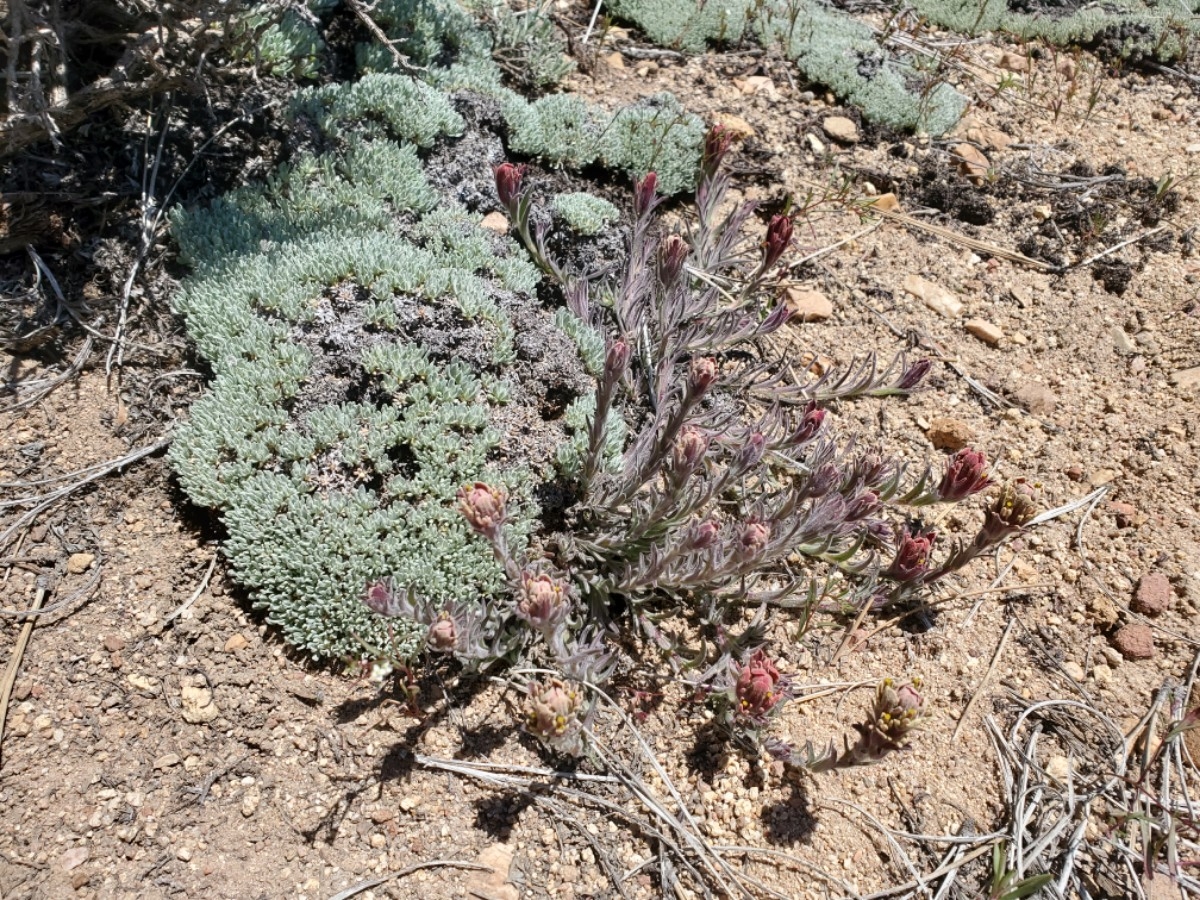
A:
0;550;101;619
327;860;491;900
344;0;424;74
0;437;171;554
1069;226;1168;272
0;580;46;768
162;553;218;625
951;617;1014;742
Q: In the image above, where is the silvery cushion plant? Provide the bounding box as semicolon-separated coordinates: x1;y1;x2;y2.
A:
362;125;1037;764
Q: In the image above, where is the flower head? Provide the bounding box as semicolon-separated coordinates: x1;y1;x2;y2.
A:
896;359;932;391
427;612;458;652
457;481;506;537
363;580;400;618
686;518;721;551
733;431;766;472
517;571;569;633
980;480;1038;544
736;518;771;560
735;649;785;722
673;426;709;474
701;123;735;177
869;676;929;747
844;490;879;522
689;357;718;395
493;162;526;209
803;463;840;499
634;172;658;217
524;677;584;743
762;214;794;269
937;448;991;502
885;523;936;583
790;402;826;445
605;339;631;379
657;234;690;287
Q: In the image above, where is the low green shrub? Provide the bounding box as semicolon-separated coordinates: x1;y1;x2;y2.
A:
170;95;545;658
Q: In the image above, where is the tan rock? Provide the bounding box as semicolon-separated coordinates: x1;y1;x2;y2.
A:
965;125;1013;152
154;752;181;769
999;51;1029;72
67;552;95;574
126;673;159;692
180;676;219;724
59;846;89;871
241;787;261;818
1009;284;1033;307
926;416;974;451
480;211;509;234
223;633;249;652
1088;595;1119;628
952;143;991;184
1170;366;1200;388
867;192;900;212
713;112;755;140
965;318;1002;345
740;75;774;95
1014;381;1058;415
902;274;964;317
1044;755;1071;785
822;116;859;144
602;51;625;70
784;288;833;322
467;844;520;900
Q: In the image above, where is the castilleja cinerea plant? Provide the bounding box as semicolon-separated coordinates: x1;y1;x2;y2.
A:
360;125;1036;763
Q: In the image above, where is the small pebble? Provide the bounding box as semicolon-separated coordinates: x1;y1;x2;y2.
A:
965;318;1002;345
1132;573;1172;617
1014;382;1058;416
926;416;974;451
154;753;181;770
1111;326;1135;354
1112;623;1155;660
784;288;833;322
480;211;509;234
223;634;249;652
1045;755;1071;784
822;116;859;143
